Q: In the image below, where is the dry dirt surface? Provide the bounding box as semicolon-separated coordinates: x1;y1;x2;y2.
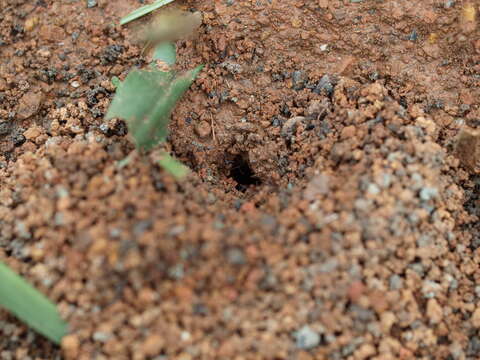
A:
1;0;480;359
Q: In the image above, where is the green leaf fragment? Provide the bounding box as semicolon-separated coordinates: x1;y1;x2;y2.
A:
152;42;176;66
116;152;133;169
158;152;190;179
120;0;176;25
0;262;67;344
105;64;204;152
137;10;203;45
111;76;121;88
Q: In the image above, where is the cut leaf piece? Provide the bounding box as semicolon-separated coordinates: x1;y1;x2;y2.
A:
120;0;176;25
111;76;121;88
158;152;190;179
0;262;67;344
105;64;204;152
116;154;133;169
152;42;176;66
134;9;203;45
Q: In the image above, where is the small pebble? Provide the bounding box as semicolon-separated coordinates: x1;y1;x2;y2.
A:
13;133;26;147
226;247;246;265
142;334;164;357
471;308;480;328
281;116;305;138
195;121;211;138
467;336;480;355
389;274;403;290
408;29;418;41
0;122;11;136
420;187;439;201
62;335;80;359
24;17;38;32
426;298;443;324
292;70;307;90
314;74;334;95
294;325;320;350
445;0;455;8
380;312;396;333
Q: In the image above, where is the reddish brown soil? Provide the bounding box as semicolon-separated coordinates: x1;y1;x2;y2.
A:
1;0;480;359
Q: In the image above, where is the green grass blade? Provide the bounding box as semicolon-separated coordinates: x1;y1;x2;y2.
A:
120;0;176;25
158;152;189;179
0;262;67;344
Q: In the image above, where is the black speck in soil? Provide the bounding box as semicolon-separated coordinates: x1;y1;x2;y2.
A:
101;44;124;64
313;74;335;96
77;66;99;83
10;24;24;37
72;32;80;42
125;204;136;218
408;29;418;42
90;107;103;118
280;104;291;117
193;303;209;316
0;122;11;136
272;116;284;127
37;68;58;84
113;120;127;136
99;120;127;137
292;70;308;90
467;336;480;356
226;247;246;265
272;72;285;82
86;86;107;106
12;133;26;147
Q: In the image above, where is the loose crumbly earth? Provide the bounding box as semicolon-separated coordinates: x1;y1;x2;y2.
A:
1;0;480;359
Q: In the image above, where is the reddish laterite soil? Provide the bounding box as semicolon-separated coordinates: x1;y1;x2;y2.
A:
2;0;480;359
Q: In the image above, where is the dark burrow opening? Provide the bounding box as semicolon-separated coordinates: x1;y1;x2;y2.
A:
229;154;262;193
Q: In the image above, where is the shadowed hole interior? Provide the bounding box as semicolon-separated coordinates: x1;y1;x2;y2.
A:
229;154;261;192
